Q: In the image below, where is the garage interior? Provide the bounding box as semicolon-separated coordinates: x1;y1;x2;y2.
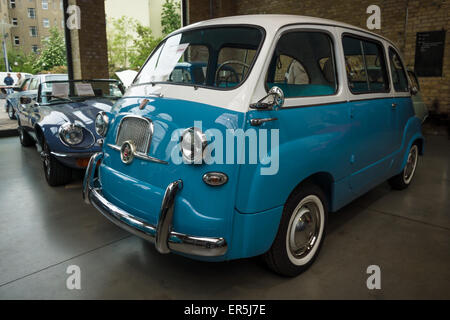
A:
0;0;449;299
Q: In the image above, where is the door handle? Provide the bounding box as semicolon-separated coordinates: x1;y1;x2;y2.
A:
391;103;397;109
250;118;278;126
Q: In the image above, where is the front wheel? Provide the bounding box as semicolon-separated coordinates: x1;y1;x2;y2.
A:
388;144;419;190
264;183;328;277
42;142;72;186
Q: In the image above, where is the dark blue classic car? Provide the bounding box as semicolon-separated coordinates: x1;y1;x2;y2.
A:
17;79;124;186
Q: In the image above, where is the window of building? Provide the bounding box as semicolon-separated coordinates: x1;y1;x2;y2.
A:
266;31;337;98
43;18;50;28
14;36;19;45
30;26;38;37
11;18;18;26
28;8;36;19
42;0;48;10
342;35;389;94
9;0;16;9
389;48;409;92
32;45;39;54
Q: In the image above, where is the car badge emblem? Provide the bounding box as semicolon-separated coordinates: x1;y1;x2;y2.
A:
120;141;136;165
139;99;149;110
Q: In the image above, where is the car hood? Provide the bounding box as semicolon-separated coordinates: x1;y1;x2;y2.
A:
41;98;115;127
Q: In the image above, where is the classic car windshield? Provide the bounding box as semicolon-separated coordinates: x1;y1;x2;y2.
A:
40;80;124;104
133;26;264;89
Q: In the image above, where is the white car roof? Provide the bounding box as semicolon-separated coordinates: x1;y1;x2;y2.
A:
176;14;394;45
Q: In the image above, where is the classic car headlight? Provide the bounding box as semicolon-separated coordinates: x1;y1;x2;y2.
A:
180;127;207;164
95;112;109;137
59;122;84;146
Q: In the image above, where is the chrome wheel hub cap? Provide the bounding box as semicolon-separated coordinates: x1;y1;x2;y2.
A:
404;146;418;183
288;202;321;259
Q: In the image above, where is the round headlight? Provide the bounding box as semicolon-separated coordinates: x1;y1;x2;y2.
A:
59;122;84;146
95;112;109;137
180;127;207;164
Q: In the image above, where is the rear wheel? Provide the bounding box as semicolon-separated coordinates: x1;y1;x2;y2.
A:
264;183;327;277
42;142;72;186
388;144;419;190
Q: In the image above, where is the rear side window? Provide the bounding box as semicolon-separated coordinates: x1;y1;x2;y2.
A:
343;35;389;94
266;31;337;98
389;48;409;92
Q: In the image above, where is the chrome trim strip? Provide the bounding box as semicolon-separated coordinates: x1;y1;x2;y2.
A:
107;143;168;164
51;151;95;158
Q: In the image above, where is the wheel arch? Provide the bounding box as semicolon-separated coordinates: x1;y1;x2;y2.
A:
287;171;334;212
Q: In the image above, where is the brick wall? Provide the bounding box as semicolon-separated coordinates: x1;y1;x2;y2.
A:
69;0;109;79
187;0;450;114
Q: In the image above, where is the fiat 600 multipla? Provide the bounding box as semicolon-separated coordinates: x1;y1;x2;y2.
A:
18;79;124;186
83;15;424;276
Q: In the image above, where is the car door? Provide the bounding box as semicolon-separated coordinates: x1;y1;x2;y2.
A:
342;33;397;196
237;26;354;213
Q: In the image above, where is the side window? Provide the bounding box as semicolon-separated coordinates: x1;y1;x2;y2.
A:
273;55;310;84
21;79;31;91
408;70;420;91
389;48;409;92
343;35;389;94
216;47;256;88
29;78;38;90
266;31;337;98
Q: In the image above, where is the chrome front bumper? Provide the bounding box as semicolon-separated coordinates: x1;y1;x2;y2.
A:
82;152;228;257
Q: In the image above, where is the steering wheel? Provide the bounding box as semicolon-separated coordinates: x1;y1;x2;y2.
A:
215;60;250;87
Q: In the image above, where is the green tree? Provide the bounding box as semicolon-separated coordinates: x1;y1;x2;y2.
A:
0;48;38;73
107;16;136;73
33;27;67;72
129;22;162;70
161;0;181;36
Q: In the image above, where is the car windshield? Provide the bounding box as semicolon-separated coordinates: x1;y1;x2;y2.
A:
133;26;264;89
40;80;124;104
44;75;68;82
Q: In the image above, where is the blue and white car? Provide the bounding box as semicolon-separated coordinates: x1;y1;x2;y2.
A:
83;15;424;276
18;79;124;186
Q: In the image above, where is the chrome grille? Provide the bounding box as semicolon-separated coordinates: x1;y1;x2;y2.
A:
116;116;153;154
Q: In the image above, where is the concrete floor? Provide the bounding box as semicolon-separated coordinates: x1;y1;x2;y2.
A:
0;135;449;300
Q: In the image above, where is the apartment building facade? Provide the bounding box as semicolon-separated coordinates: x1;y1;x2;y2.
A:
4;0;64;54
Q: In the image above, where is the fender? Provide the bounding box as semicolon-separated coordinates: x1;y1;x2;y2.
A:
394;116;424;175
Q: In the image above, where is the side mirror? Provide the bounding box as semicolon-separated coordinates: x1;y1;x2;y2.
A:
410;86;419;96
20;96;33;104
250;86;285;110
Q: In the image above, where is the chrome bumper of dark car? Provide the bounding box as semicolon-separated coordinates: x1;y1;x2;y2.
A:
50;151;96;158
82;152;228;257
